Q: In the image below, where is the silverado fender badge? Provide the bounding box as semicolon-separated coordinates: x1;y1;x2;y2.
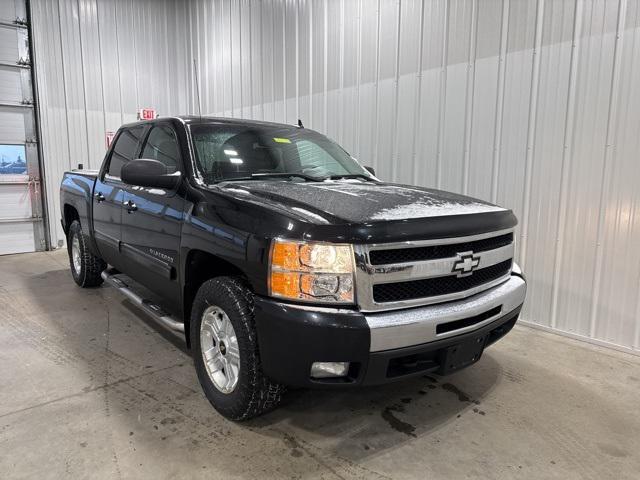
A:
452;252;481;277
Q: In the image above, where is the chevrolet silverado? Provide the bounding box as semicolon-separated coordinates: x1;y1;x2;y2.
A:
60;116;526;420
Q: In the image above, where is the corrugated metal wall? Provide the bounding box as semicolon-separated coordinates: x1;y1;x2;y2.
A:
32;0;640;354
30;0;191;249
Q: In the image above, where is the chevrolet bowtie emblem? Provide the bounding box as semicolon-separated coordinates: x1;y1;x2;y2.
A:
452;252;481;277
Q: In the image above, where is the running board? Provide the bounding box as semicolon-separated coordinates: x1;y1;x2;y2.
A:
101;270;185;333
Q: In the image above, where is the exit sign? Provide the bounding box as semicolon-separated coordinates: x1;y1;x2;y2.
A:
138;108;156;120
105;131;115;148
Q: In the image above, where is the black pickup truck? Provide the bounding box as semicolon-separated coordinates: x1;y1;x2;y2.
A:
60;116;526;420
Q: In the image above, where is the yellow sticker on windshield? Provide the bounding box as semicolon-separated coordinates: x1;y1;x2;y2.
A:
273;137;291;144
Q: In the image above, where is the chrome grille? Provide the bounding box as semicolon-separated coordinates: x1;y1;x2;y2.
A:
368;233;514;265
354;229;514;312
372;260;513;303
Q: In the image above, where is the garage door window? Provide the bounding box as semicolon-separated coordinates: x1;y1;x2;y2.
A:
0;144;27;175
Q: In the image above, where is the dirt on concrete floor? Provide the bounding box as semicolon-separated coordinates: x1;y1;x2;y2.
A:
0;250;639;479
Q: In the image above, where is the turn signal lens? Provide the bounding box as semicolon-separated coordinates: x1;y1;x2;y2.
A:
271;242;299;270
270;272;300;298
269;239;355;303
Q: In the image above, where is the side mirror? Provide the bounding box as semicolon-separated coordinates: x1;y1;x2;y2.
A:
364;166;376;176
121;159;180;189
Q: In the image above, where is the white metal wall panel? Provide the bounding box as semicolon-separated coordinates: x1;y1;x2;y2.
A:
0;0;23;18
31;0;190;248
0;108;28;141
0;67;23;103
0;183;31;218
29;0;68;252
0;24;19;61
176;0;640;354
393;0;420;185
0;221;35;255
467;0;501;201
522;0;572;330
414;0;447;190
355;0;378;167
31;0;640;353
602;0;640;350
553;0;617;337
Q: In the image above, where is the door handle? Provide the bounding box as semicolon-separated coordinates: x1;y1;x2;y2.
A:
123;200;137;213
94;192;105;203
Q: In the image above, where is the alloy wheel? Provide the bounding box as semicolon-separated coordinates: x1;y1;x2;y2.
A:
200;305;241;394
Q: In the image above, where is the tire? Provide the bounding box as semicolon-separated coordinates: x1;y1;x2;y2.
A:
190;277;284;420
67;220;106;288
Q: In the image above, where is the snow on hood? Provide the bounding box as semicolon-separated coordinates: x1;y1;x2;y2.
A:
217;180;507;225
370;200;505;220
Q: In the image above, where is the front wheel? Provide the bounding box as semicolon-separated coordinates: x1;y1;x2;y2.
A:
190;277;284;420
67;220;106;287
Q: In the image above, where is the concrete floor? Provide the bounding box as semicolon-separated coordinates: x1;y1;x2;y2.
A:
0;250;638;480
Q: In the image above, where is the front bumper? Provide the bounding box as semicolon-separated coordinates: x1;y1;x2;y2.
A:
254;275;526;387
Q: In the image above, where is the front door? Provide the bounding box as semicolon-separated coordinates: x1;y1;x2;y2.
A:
92;126;145;268
120;123;184;304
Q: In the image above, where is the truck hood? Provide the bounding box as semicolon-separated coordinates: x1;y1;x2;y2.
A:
219;180;507;225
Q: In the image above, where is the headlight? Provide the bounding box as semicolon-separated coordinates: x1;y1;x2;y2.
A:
269;239;355;303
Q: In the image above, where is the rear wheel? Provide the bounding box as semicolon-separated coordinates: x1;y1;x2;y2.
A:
191;277;284;420
67;220;106;287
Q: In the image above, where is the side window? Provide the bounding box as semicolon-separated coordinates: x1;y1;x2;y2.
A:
296;140;346;173
140;125;181;173
106;126;144;179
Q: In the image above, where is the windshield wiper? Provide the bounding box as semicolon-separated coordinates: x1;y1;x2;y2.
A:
251;172;323;182
326;174;376;181
212;172;373;183
215;172;323;183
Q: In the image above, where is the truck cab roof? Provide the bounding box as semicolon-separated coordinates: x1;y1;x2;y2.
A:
120;115;300;131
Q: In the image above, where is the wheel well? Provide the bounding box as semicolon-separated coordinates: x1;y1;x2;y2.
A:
63;204;79;233
183;249;246;346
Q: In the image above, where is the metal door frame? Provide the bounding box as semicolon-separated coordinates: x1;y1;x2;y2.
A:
26;0;50;249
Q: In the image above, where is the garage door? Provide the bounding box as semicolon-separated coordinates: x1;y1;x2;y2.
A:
0;0;45;255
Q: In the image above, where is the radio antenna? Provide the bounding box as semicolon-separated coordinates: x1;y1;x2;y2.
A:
193;58;202;119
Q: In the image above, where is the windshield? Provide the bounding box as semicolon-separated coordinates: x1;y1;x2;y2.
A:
190;123;373;182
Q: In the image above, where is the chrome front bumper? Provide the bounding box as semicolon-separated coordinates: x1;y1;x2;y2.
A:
365;275;526;352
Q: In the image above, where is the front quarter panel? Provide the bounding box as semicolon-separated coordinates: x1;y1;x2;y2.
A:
180;194;265;296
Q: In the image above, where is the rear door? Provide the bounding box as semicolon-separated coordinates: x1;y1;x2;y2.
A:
120;123;184;302
93;126;144;268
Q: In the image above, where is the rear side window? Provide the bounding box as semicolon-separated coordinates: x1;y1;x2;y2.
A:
141;125;181;173
106;126;144;179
